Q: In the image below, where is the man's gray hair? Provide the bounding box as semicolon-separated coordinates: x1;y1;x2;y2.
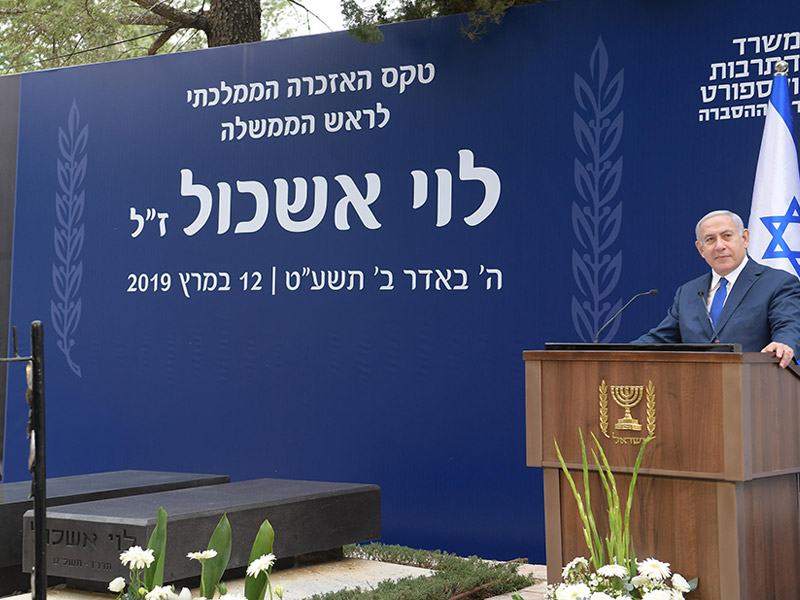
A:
695;210;745;244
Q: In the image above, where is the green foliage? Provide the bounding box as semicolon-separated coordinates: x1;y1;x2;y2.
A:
345;543;452;569
0;0;131;71
0;0;294;73
554;430;652;573
245;519;276;600
459;0;517;41
144;507;168;589
314;543;537;600
341;0;387;44
201;514;233;599
114;511;169;600
113;511;281;600
344;0;547;42
1;0;553;74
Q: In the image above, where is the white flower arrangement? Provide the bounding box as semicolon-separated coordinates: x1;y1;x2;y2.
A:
110;509;282;600
533;431;697;600
545;556;692;600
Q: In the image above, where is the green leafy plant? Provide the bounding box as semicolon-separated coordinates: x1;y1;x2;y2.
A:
145;507;168;590
554;430;650;572
548;430;697;599
110;510;281;600
109;507;171;600
315;543;536;600
199;514;232;598
245;520;276;600
187;513;280;600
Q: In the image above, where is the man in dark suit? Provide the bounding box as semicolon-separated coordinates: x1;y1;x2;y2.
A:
634;209;800;368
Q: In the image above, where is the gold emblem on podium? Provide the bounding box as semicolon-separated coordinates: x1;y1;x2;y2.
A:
599;380;656;444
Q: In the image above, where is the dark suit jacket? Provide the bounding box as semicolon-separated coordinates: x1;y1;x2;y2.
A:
634;258;800;353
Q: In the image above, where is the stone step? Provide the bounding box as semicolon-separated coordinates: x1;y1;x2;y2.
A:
22;478;381;591
0;470;229;596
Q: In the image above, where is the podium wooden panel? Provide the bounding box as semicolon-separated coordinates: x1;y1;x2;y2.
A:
524;350;800;600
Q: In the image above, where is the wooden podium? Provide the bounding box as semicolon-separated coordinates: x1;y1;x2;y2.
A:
524;349;800;600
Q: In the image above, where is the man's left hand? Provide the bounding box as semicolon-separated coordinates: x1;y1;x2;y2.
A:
761;341;795;368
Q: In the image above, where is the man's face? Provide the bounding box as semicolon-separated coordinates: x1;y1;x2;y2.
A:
695;215;749;276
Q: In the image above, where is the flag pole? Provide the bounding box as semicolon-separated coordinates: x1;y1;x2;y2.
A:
747;60;800;278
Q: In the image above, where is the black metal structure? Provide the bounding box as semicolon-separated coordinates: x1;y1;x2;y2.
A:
1;321;46;600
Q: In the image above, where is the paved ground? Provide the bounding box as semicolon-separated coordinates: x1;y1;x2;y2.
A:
487;564;547;600
1;560;548;600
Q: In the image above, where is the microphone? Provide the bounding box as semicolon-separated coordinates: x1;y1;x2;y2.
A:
594;289;659;343
698;290;720;343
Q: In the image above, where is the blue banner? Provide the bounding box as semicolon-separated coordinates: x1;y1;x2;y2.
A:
4;0;800;560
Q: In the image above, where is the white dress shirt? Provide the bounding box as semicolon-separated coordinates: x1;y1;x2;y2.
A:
706;255;749;311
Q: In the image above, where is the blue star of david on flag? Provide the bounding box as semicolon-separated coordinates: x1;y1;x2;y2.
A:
760;197;800;276
748;62;800;280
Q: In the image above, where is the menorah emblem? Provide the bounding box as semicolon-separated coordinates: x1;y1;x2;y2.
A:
610;385;643;431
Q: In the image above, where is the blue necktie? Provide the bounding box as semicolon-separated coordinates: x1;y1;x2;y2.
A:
709;277;728;326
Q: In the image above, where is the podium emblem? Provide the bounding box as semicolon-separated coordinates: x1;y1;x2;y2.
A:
599;379;656;443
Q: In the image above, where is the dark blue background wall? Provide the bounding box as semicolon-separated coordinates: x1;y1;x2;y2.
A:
3;0;799;562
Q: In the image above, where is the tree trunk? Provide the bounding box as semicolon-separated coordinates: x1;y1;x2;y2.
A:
205;0;261;47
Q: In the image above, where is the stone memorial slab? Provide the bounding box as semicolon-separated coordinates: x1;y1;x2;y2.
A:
1;470;229;595
22;478;381;591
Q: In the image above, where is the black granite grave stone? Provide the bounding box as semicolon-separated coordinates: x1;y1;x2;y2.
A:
22;478;381;591
1;470;229;595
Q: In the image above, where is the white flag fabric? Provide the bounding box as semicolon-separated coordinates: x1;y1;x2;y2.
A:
748;69;800;278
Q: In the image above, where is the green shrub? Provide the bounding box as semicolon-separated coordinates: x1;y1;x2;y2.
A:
305;543;537;600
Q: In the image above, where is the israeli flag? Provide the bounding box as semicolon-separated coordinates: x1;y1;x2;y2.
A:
748;62;800;279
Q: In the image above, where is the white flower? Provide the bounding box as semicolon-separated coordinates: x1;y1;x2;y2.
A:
552;584;569;600
590;592;615;600
631;575;650;588
555;583;591;599
562;556;589;579
671;573;690;593
145;585;174;600
597;563;628;578
120;546;156;570
108;577;126;593
274;585;285;599
670;591;685;600
187;549;218;562
246;553;276;577
642;591;672;600
637;558;671;581
177;587;193;600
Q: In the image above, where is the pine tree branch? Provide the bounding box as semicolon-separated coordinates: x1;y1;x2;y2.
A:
285;0;332;32
148;26;178;54
117;13;173;26
127;0;204;28
0;8;43;15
